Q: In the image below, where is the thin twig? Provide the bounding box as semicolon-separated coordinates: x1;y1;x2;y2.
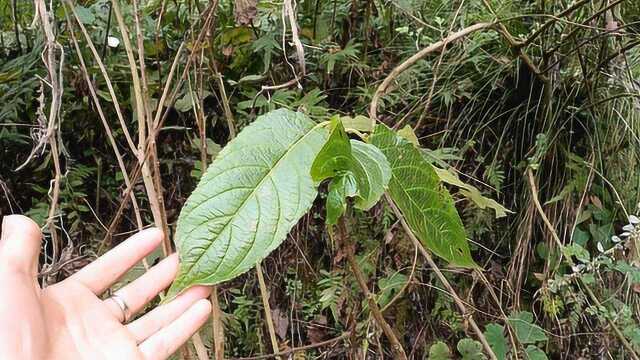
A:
412;0;465;132
283;0;305;76
34;0;64;266
336;218;408;359
65;12;144;231
369;22;495;125
64;0;138;154
191;332;209;359
191;69;226;360
517;0;592;48
480;0;547;81
111;0;171;256
230;332;350;360
256;262;281;359
211;288;225;360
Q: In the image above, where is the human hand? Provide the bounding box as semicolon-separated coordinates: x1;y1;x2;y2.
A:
0;215;212;360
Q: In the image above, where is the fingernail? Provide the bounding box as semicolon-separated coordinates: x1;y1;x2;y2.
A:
1;216;12;241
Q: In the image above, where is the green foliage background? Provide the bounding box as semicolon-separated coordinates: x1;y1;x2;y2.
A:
1;0;640;358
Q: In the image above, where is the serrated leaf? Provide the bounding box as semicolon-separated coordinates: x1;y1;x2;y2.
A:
457;338;486;360
74;5;95;24
508;311;548;344
370;124;477;268
311;118;390;217
167;109;327;299
484;323;508;360
428;341;452;360
524;346;548;360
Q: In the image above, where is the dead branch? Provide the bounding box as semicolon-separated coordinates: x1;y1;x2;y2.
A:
34;0;64;264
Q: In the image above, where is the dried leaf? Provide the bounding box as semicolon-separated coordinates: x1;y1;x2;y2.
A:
271;308;289;339
234;0;257;26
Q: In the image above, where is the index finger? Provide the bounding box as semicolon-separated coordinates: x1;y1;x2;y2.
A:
69;228;164;294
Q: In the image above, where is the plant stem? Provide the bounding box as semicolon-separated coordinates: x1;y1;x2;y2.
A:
65;12;145;232
11;0;22;54
336;217;408;359
211;288;225;360
192;332;209;359
34;0;63;270
100;0;112;59
192;88;225;360
256;262;281;359
111;0;172;256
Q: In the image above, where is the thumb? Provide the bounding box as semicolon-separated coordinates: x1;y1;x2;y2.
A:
0;215;43;275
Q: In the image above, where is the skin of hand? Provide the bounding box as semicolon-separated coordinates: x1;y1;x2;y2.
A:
0;215;212;360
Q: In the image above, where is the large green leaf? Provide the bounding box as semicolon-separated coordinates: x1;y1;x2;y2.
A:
370;124;476;268
167;109;327;298
310;118;390;223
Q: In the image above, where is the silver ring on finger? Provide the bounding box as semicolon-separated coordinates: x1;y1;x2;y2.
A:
109;293;132;323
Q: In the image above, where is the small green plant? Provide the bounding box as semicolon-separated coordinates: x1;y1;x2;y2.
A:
427;338;488;360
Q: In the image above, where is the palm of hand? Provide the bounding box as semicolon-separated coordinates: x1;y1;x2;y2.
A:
0;215;211;360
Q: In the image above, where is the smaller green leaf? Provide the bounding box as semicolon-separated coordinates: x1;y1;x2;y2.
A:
524;346;548;360
397;125;419;146
432;166;511;219
350;140;390;210
237;74;264;83
311;117;353;182
74;5;95;24
340;115;373;132
370;124;476;268
457;338;486;360
428;341;452;360
326;173;357;224
377;272;408;307
484;323;508;360
311;118;390;222
562;244;590;263
508;311;548;344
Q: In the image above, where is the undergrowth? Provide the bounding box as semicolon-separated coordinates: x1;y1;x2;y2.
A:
1;0;640;358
